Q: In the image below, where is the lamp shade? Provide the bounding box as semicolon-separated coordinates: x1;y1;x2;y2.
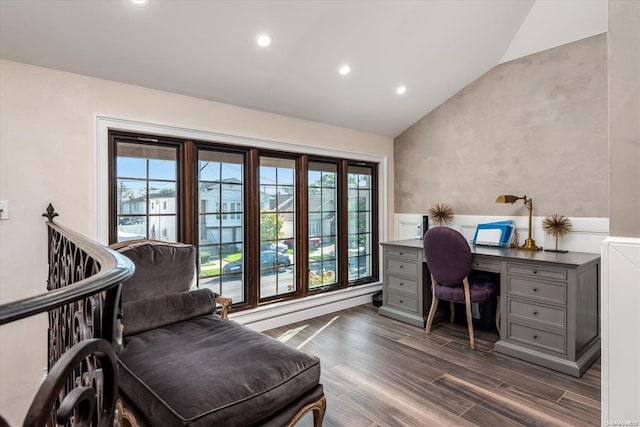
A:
496;195;520;204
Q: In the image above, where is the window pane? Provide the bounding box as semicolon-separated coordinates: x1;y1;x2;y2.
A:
199;161;220;182
117;216;146;242
199;184;220;213
115;141;177;243
260;157;296;298
149;158;176;180
308;162;338;289
117;179;147;214
148;181;176;215
198;150;245;304
148;215;177;241
117;157;146;179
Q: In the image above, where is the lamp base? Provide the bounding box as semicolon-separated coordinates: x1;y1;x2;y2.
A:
520;238;542;251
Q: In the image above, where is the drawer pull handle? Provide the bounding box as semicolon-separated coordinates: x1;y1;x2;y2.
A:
533;335;538;340
533;288;538;292
533;311;538;315
400;252;403;256
400;265;403;269
400;283;404;286
400;299;404;303
533;270;538;274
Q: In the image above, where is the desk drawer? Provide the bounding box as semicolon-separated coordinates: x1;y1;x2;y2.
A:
387;259;418;277
509;322;566;354
387;275;418;296
387;292;418;313
472;258;501;273
385;248;419;261
509;299;566;329
508;263;567;281
508;276;566;305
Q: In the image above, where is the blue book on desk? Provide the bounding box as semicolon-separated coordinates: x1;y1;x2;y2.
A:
472;221;514;247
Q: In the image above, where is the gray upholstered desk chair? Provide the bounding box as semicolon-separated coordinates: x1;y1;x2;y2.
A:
423;227;499;350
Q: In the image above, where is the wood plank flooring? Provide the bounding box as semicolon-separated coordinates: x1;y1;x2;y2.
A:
263;304;600;427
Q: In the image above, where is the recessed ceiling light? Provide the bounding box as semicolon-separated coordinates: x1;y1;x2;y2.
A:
130;0;148;5
338;65;351;76
396;85;407;95
256;34;272;48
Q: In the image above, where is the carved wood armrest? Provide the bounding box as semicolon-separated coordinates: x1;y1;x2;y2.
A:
215;296;232;320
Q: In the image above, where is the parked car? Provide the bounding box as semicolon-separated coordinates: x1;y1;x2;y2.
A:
222;251;291;276
283;237;322;249
309;237;322;249
260;242;288;253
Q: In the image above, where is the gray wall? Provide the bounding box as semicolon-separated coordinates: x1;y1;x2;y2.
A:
394;34;608;218
609;1;640;237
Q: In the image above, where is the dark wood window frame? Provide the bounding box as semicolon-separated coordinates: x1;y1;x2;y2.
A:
109;130;379;312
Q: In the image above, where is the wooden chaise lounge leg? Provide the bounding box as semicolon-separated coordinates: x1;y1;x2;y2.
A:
116;399;141;427
215;296;233;320
287;395;327;427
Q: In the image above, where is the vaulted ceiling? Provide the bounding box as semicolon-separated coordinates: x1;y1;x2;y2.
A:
0;1;606;137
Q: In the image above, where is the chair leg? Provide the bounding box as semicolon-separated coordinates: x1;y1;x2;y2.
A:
449;301;456;323
426;274;439;334
463;277;475;350
312;396;327;427
426;297;439;334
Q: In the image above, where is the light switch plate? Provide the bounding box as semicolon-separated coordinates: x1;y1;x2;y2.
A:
0;200;8;220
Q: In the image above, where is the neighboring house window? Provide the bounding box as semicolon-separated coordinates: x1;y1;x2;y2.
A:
109;131;378;312
112;138;179;243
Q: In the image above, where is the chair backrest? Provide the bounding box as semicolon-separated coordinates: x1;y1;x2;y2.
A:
423;227;472;286
110;240;197;304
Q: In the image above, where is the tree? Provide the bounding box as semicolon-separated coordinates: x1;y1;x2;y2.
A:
260;211;284;241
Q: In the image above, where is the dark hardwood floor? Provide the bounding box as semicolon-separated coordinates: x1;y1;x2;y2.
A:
263;304;600;427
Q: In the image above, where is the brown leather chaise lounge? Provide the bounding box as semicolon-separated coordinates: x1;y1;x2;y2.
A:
111;240;326;427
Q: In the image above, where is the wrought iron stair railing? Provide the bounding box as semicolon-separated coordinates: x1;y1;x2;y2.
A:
0;204;134;426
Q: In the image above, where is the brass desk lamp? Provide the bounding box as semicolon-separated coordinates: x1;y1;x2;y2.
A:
496;195;541;250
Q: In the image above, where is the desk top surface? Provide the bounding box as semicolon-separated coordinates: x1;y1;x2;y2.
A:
381;238;600;267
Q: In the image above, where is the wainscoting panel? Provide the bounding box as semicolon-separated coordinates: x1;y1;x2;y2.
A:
601;237;640;425
394;214;608;254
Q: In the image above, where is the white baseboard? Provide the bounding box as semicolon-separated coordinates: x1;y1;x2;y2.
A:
601;236;640;425
229;282;382;332
394;213;608;254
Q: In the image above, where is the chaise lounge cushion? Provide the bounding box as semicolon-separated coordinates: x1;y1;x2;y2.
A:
122;289;217;336
115;241;197;303
118;315;321;427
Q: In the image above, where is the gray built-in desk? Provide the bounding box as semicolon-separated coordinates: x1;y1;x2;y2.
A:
379;239;600;377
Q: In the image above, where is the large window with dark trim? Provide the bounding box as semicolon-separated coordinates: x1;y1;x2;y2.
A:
259;157;296;299
109;131;378;311
112;140;180;243
347;165;373;281
308;162;338;289
197;149;245;304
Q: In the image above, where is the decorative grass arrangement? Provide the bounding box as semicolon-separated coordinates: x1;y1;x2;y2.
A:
428;203;454;227
542;214;572;252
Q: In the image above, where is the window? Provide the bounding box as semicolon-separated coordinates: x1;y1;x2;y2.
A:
259;157;296;299
198;150;245;304
348;166;373;281
308;162;338;289
109;131;378;312
112;140;179;243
